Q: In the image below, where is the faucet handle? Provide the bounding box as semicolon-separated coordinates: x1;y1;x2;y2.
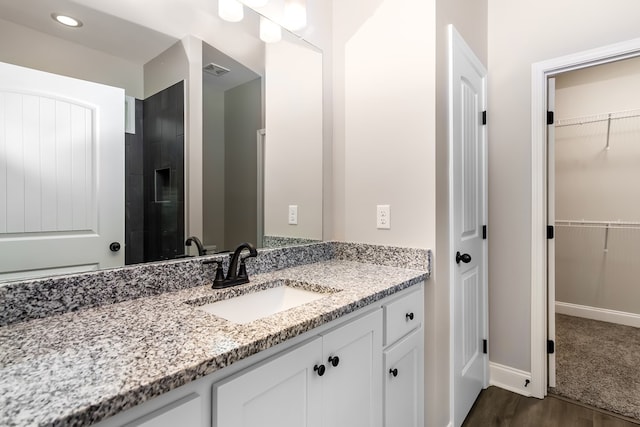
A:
203;259;226;288
237;259;248;279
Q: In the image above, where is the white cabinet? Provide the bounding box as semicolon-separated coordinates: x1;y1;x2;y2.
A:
214;337;323;427
384;329;424;427
382;287;424;427
213;309;383;427
322;310;383;427
124;393;202;427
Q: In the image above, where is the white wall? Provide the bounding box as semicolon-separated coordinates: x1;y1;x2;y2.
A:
264;40;323;240
0;18;143;98
334;0;436;248
488;0;640;373
554;57;640;315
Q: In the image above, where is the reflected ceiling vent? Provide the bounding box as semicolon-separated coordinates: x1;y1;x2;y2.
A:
203;63;231;77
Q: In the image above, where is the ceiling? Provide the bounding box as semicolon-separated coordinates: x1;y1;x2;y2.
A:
0;0;178;64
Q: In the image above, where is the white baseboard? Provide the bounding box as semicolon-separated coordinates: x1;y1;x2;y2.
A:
555;301;640;328
489;362;532;397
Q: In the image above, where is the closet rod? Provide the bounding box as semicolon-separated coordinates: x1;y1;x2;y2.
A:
555;109;640;128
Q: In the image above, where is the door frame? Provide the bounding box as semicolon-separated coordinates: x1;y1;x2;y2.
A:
530;37;640;399
448;24;489;426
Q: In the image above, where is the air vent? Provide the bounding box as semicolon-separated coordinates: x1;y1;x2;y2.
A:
203;63;230;77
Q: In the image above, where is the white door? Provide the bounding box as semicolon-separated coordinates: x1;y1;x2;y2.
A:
449;26;488;427
0;62;124;281
321;310;382;427
214;337;323;427
547;77;557;388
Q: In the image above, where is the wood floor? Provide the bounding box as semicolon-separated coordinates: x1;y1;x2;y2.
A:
462;386;640;427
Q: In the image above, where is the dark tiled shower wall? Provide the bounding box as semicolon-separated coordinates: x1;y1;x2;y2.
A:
125;99;145;265
143;81;185;262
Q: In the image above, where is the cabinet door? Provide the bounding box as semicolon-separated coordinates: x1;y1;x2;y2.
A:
321;309;383;427
124;393;202;427
213;337;323;427
384;328;424;427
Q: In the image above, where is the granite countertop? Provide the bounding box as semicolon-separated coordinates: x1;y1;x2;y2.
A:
0;258;428;427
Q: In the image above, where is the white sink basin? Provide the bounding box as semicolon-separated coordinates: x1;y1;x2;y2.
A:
196;283;333;324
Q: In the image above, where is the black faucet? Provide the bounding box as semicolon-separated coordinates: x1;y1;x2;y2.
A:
203;242;258;289
185;236;206;256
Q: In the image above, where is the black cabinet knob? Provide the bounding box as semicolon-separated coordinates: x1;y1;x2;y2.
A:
109;242;121;252
389;368;398;377
406;312;414;321
328;356;340;367
314;364;326;376
456;251;472;264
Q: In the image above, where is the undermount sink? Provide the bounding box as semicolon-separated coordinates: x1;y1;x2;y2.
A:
191;280;338;324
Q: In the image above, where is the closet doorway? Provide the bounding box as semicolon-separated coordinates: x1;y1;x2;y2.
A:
548;55;640;420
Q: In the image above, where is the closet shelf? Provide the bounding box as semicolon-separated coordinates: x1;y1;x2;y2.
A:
555;219;640;230
555;108;640;128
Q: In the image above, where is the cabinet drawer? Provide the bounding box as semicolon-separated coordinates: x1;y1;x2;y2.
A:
384;287;423;346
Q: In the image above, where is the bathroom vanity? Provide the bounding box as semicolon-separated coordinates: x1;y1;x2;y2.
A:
0;242;429;427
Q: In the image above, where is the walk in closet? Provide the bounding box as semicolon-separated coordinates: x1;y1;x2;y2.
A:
550;56;640;421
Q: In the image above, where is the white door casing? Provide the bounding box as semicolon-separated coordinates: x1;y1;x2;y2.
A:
530;37;640;399
448;25;488;427
0;61;124;281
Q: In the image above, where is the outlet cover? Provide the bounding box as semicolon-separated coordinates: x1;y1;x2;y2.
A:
376;205;390;229
288;205;298;225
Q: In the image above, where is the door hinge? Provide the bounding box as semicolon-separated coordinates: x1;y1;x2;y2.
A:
547;225;554;239
482;111;487;125
482;225;487;239
547;339;555;354
482;339;488;354
547;111;554;125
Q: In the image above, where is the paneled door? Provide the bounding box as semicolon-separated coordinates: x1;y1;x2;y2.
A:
449;26;488;427
0;61;124;281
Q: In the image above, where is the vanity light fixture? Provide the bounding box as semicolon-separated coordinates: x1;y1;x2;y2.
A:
218;0;244;22
51;13;83;28
242;0;269;7
284;0;306;30
259;16;281;43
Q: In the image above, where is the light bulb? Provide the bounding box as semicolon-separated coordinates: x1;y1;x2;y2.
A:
260;16;281;43
51;13;83;27
218;0;244;22
284;0;306;30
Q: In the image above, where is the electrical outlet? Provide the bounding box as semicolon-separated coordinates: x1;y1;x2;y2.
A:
376;205;390;229
288;205;298;225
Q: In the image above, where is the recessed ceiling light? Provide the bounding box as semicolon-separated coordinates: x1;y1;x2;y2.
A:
51;13;83;28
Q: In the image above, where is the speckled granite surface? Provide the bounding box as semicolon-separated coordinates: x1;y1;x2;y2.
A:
0;242;430;427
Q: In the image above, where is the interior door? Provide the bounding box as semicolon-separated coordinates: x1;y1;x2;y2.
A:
547;77;556;388
449;26;488;427
0;61;124;281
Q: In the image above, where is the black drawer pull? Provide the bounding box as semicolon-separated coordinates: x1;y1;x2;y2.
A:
406;312;414;321
314;364;326;376
389;368;398;377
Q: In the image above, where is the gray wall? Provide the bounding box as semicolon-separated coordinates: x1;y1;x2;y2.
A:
224;78;262;250
555;58;640;315
203;81;226;251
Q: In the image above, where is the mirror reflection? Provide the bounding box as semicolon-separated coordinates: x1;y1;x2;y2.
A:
0;0;323;282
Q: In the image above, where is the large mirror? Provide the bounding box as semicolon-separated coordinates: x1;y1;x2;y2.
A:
0;0;323;281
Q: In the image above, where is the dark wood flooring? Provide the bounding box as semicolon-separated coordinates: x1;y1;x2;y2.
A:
462;386;640;427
